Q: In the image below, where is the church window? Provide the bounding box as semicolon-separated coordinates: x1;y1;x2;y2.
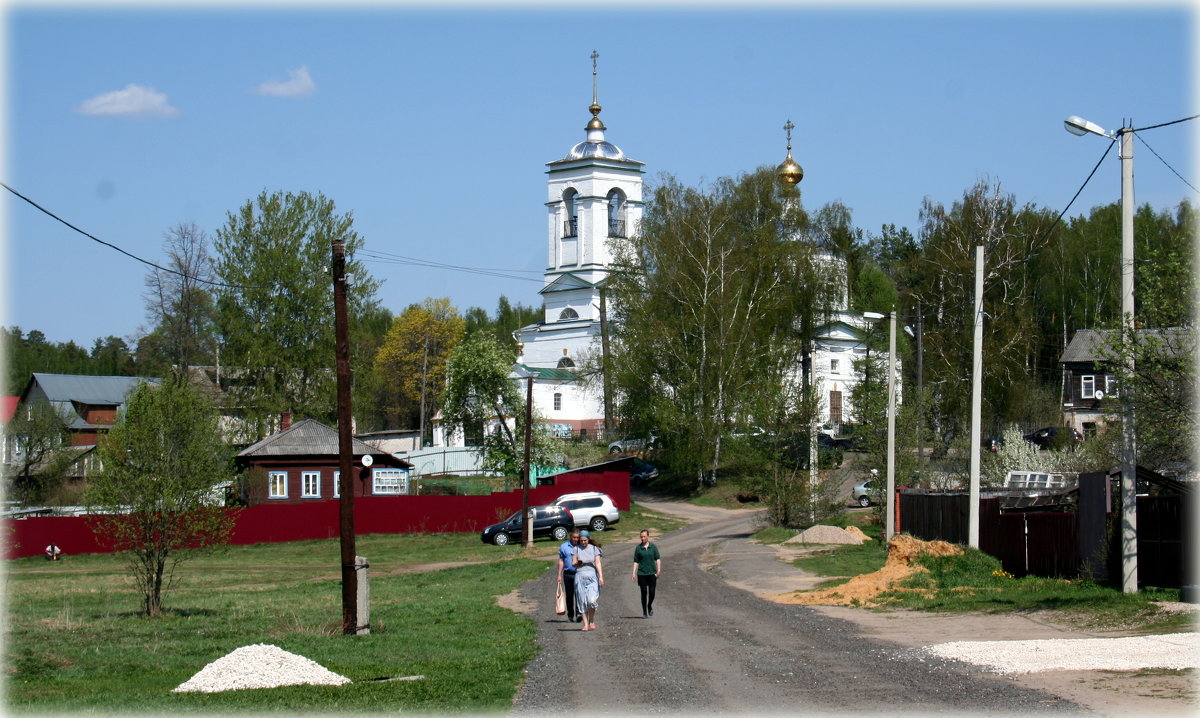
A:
830;359;840;374
557;357;575;368
553;393;563;411
607;189;626;237
559;307;579;321
563;189;579;238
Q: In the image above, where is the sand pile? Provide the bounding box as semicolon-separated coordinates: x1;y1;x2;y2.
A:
843;525;872;542
777;534;961;606
173;644;351;693
784;525;864;545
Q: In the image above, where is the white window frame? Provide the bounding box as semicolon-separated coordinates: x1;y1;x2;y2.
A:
1105;375;1119;397
553;392;563;411
372;468;408;495
268;471;288;499
830;359;840;374
333;470;340;498
301;470;321;498
1080;375;1096;399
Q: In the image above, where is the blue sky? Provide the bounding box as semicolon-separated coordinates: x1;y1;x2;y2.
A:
3;2;1196;348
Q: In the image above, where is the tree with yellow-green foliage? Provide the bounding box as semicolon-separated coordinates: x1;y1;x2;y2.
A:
372;298;465;440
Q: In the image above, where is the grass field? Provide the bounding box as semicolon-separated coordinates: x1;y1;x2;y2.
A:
5;503;684;713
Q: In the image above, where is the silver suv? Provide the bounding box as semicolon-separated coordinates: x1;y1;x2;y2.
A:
553;491;620;532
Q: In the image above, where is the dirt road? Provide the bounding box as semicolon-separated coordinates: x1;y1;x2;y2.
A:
509;500;1089;716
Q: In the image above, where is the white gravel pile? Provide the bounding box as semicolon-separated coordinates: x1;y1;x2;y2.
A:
173;643;351;693
785;525;864;544
915;632;1200;674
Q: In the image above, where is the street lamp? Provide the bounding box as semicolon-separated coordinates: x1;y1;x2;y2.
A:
1064;114;1138;594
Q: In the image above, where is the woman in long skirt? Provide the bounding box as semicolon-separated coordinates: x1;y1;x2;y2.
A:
572;531;604;631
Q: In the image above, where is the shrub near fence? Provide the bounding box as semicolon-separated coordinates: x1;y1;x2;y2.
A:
3;458;634;559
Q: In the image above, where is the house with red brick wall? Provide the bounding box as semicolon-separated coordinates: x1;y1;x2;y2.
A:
235;418;413;506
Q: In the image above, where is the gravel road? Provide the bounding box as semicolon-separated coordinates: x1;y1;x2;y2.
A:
510;508;1082;716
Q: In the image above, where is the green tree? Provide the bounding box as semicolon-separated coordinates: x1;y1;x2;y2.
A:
4;400;74;505
463;296;542;355
372;298;465;437
607;168;826;486
905;180;1052;451
84;379;236;617
441;333;557;479
213;190;381;440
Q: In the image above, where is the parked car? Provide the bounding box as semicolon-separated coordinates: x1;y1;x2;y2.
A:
552;491;620;532
480;504;573;546
778;432;844;469
630;459;659;486
607;431;656;455
851;479;874;507
1023;426;1084;450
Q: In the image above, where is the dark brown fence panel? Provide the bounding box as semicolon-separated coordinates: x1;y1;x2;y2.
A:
991;513;1029;576
1136;495;1188;589
1024;513;1079;578
899;492;969;544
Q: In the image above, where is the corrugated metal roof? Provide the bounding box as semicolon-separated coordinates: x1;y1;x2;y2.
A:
1060;329;1112;363
30;373;159;405
1061;328;1193;363
512;364;579;381
237;418;381;457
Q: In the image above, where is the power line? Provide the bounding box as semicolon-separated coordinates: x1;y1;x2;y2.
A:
1;181;263;291
1135;133;1198;195
358;249;542;283
1133;114;1200;132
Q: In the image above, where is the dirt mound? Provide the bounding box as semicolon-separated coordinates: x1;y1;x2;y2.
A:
784;525;863;544
843;525;872;542
776;534;961;607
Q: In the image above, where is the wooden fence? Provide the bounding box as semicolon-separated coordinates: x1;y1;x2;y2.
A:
899;484;1190;588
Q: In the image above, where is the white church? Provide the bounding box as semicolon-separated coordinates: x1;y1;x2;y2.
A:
440;58;891;447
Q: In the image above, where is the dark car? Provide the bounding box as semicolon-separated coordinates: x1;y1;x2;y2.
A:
630;459;659;486
1023;426;1084;450
480;505;573;546
778;432;844;469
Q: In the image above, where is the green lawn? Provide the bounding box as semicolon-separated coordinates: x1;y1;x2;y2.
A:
6;504;683;713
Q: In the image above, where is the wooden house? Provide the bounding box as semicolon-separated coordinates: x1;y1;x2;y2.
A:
235;418;413;506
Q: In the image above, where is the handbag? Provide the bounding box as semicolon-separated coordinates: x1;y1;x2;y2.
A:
555;582;567;615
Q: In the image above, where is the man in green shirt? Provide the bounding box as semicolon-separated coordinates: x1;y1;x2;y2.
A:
631;529;661;618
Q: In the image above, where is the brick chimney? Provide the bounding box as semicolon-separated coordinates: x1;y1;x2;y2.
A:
281;412;293;430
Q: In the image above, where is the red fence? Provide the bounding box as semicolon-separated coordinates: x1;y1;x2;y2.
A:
3;459;633;559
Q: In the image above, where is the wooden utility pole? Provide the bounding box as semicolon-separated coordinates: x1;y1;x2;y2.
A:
332;239;358;635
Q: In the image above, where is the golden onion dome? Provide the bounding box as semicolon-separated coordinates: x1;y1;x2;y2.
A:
777;151;803;185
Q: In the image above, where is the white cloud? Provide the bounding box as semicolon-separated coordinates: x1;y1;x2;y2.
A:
75;84;181;118
255;66;316;98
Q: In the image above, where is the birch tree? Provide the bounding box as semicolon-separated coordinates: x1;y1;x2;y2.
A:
607;167;826;486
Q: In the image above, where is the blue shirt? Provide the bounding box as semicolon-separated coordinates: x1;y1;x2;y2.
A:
559;540;578;574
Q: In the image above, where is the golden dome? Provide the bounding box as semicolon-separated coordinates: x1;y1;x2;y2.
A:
777;152;803;185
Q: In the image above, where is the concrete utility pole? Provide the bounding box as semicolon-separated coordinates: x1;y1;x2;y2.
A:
332;239;359;635
1117;124;1139;594
599;286;613;440
523;375;534;548
885;309;897;542
968;241;984;549
1063;114;1141;593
